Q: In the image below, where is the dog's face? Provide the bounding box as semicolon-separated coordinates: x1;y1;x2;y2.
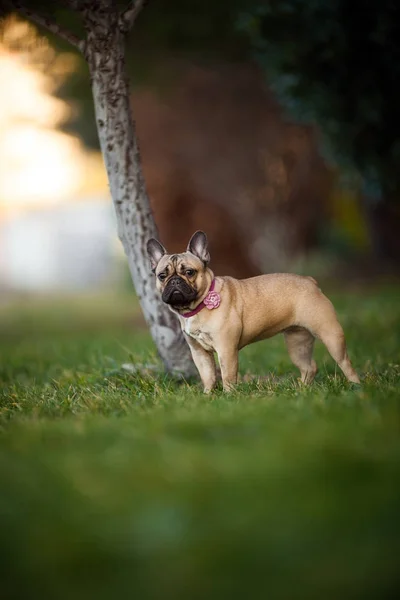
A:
147;231;212;309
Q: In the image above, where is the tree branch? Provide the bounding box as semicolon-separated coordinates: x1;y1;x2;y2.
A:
119;0;146;33
6;1;86;52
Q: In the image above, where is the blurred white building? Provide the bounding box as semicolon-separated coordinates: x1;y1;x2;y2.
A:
0;198;123;292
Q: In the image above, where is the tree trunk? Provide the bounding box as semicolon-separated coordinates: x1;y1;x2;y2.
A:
82;2;195;376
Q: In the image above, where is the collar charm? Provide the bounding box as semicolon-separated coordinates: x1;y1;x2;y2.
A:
203;289;221;310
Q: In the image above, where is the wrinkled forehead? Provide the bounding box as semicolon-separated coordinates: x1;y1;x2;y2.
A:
156;252;203;274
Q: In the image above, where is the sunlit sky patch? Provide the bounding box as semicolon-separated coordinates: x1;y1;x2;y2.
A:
0;16;107;214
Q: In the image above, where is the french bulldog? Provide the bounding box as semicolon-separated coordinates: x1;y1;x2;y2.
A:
147;231;360;392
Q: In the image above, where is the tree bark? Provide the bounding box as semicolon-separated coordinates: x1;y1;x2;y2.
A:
80;1;195;376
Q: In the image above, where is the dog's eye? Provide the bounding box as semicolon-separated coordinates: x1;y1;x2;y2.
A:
185;269;195;277
158;273;167;281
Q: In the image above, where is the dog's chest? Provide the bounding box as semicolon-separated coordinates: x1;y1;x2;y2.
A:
184;320;214;351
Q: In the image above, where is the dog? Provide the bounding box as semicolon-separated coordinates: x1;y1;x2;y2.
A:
147;230;360;392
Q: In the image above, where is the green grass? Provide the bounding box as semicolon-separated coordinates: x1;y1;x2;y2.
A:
1;285;400;600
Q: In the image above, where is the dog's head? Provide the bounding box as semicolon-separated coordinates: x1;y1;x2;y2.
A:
147;231;212;309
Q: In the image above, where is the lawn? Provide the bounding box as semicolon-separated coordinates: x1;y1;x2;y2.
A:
0;284;400;600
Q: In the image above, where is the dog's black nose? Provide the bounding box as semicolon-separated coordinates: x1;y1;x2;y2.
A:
169;276;184;288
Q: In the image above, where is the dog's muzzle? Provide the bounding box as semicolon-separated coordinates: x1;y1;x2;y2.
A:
162;276;197;307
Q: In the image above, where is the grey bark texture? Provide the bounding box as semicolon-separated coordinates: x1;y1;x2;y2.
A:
10;0;196;377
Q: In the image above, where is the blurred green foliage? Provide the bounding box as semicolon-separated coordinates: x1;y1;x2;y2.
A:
238;0;400;201
0;286;400;598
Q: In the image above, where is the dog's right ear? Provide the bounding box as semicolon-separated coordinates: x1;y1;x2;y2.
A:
147;238;167;272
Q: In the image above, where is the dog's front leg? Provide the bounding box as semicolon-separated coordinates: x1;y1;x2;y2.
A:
184;334;217;393
216;344;239;392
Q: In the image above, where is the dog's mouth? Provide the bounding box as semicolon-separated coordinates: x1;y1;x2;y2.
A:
162;277;197;307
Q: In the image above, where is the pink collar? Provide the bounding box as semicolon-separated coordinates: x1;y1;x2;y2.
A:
180;279;221;318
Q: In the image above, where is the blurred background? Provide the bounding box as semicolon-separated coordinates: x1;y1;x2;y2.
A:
0;0;399;299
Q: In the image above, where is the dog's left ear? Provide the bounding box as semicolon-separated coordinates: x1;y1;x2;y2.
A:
147;238;167;272
187;230;210;265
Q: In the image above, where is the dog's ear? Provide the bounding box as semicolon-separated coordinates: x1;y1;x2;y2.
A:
187;230;210;265
147;238;167;272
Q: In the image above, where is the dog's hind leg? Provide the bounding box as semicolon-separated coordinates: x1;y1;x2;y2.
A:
284;327;318;384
